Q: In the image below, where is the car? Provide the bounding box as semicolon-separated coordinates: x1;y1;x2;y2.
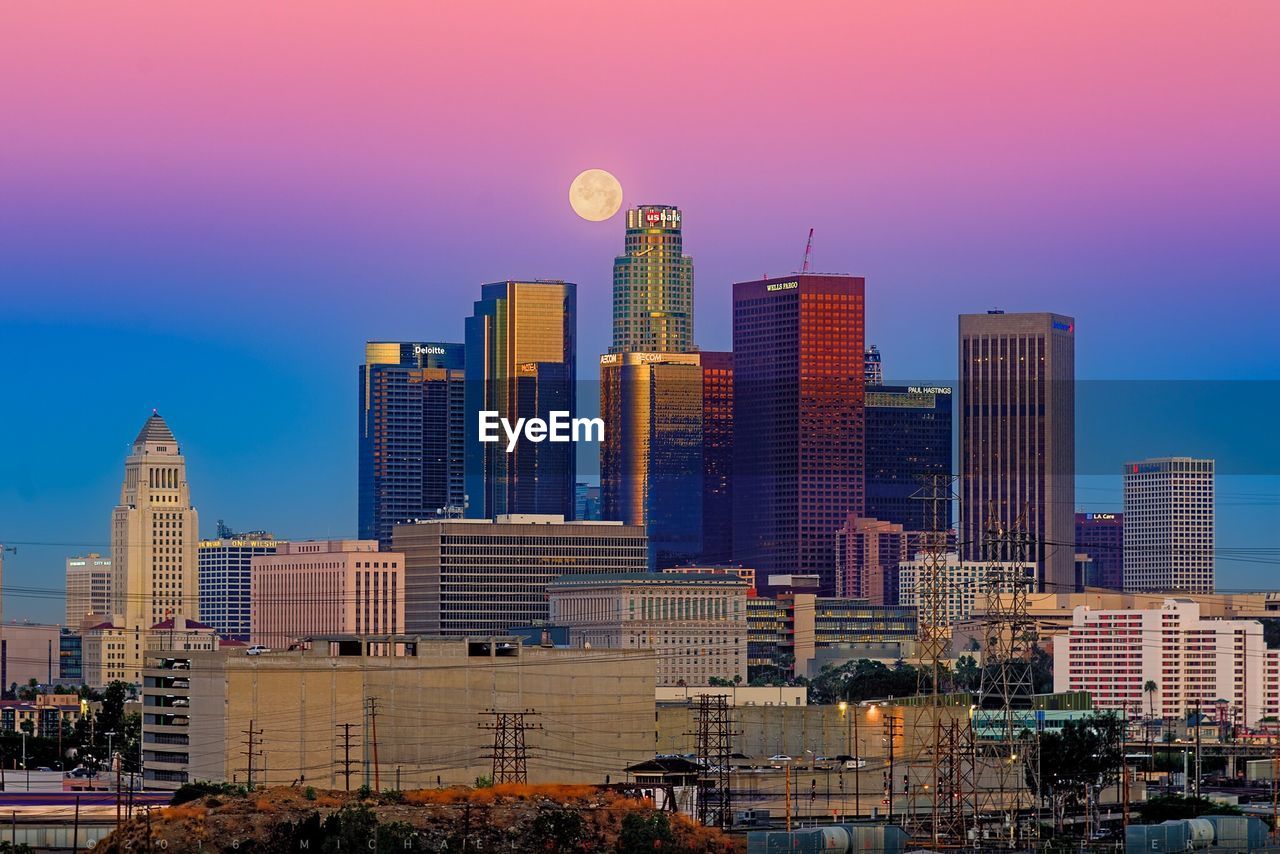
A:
36;766;52;772
768;754;792;767
246;645;271;655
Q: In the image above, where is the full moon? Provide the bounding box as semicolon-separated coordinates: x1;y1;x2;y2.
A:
568;169;623;221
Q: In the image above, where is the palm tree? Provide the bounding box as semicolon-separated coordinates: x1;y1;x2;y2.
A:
1144;680;1158;772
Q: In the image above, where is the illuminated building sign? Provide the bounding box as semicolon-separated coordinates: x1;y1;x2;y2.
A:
199;540;277;549
641;208;681;228
600;354;619;365
766;281;798;292
413;345;447;356
1052;321;1074;333
908;386;953;395
1086;513;1117;521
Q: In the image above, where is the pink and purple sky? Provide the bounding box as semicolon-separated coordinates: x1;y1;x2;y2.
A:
1;2;1277;619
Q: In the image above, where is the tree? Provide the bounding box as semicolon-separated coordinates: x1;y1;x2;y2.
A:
616;812;674;852
1137;794;1242;824
806;659;922;705
1030;712;1123;831
1029;645;1054;694
953;655;981;692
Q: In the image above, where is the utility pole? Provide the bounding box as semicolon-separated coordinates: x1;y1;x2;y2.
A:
241;720;264;788
336;723;357;791
1194;699;1202;801
785;760;792;832
479;709;540;785
884;713;903;825
367;698;381;792
1121;708;1130;837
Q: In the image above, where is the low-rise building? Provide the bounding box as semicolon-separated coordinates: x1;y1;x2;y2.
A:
1;622;63;687
81;618;133;689
250;540;404;648
548;572;748;686
747;580;917;678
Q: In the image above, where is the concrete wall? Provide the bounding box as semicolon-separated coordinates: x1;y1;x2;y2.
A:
187;638;656;789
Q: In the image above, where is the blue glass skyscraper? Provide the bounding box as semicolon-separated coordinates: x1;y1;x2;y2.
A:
358;341;466;546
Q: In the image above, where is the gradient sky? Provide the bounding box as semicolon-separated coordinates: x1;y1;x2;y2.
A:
2;2;1278;622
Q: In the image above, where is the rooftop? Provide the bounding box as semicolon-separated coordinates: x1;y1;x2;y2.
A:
547;572;749;588
133;411;176;447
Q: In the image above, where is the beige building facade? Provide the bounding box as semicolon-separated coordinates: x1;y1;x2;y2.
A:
249;540;404;648
180;636;655;789
548;572;748;686
393;516;647;636
81;619;132;688
110;412;200;682
66;554;113;627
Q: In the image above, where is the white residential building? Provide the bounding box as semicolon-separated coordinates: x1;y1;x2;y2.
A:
897;553;1035;627
1053;598;1276;727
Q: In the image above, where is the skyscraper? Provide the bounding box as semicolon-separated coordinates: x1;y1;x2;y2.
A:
464;280;576;519
110;411;200;682
700;351;734;564
600;352;703;568
1075;512;1124;590
198;531;280;641
611;205;694;354
1123;458;1214;593
733;274;866;594
358;341;466;546
864;384;953;531
959;311;1075;592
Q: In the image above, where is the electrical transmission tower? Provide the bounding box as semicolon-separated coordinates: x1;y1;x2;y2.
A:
479;709;540;785
974;503;1040;849
903;475;976;848
692;694;738;828
912;474;957;698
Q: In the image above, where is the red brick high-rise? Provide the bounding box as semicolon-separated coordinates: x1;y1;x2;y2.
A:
732;274;865;595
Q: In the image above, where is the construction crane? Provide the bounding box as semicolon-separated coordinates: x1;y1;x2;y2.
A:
800;228;815;273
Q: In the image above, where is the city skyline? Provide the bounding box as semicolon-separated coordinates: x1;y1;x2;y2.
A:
3;2;1279;622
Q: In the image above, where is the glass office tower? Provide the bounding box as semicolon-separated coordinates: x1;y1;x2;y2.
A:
464;280;577;519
